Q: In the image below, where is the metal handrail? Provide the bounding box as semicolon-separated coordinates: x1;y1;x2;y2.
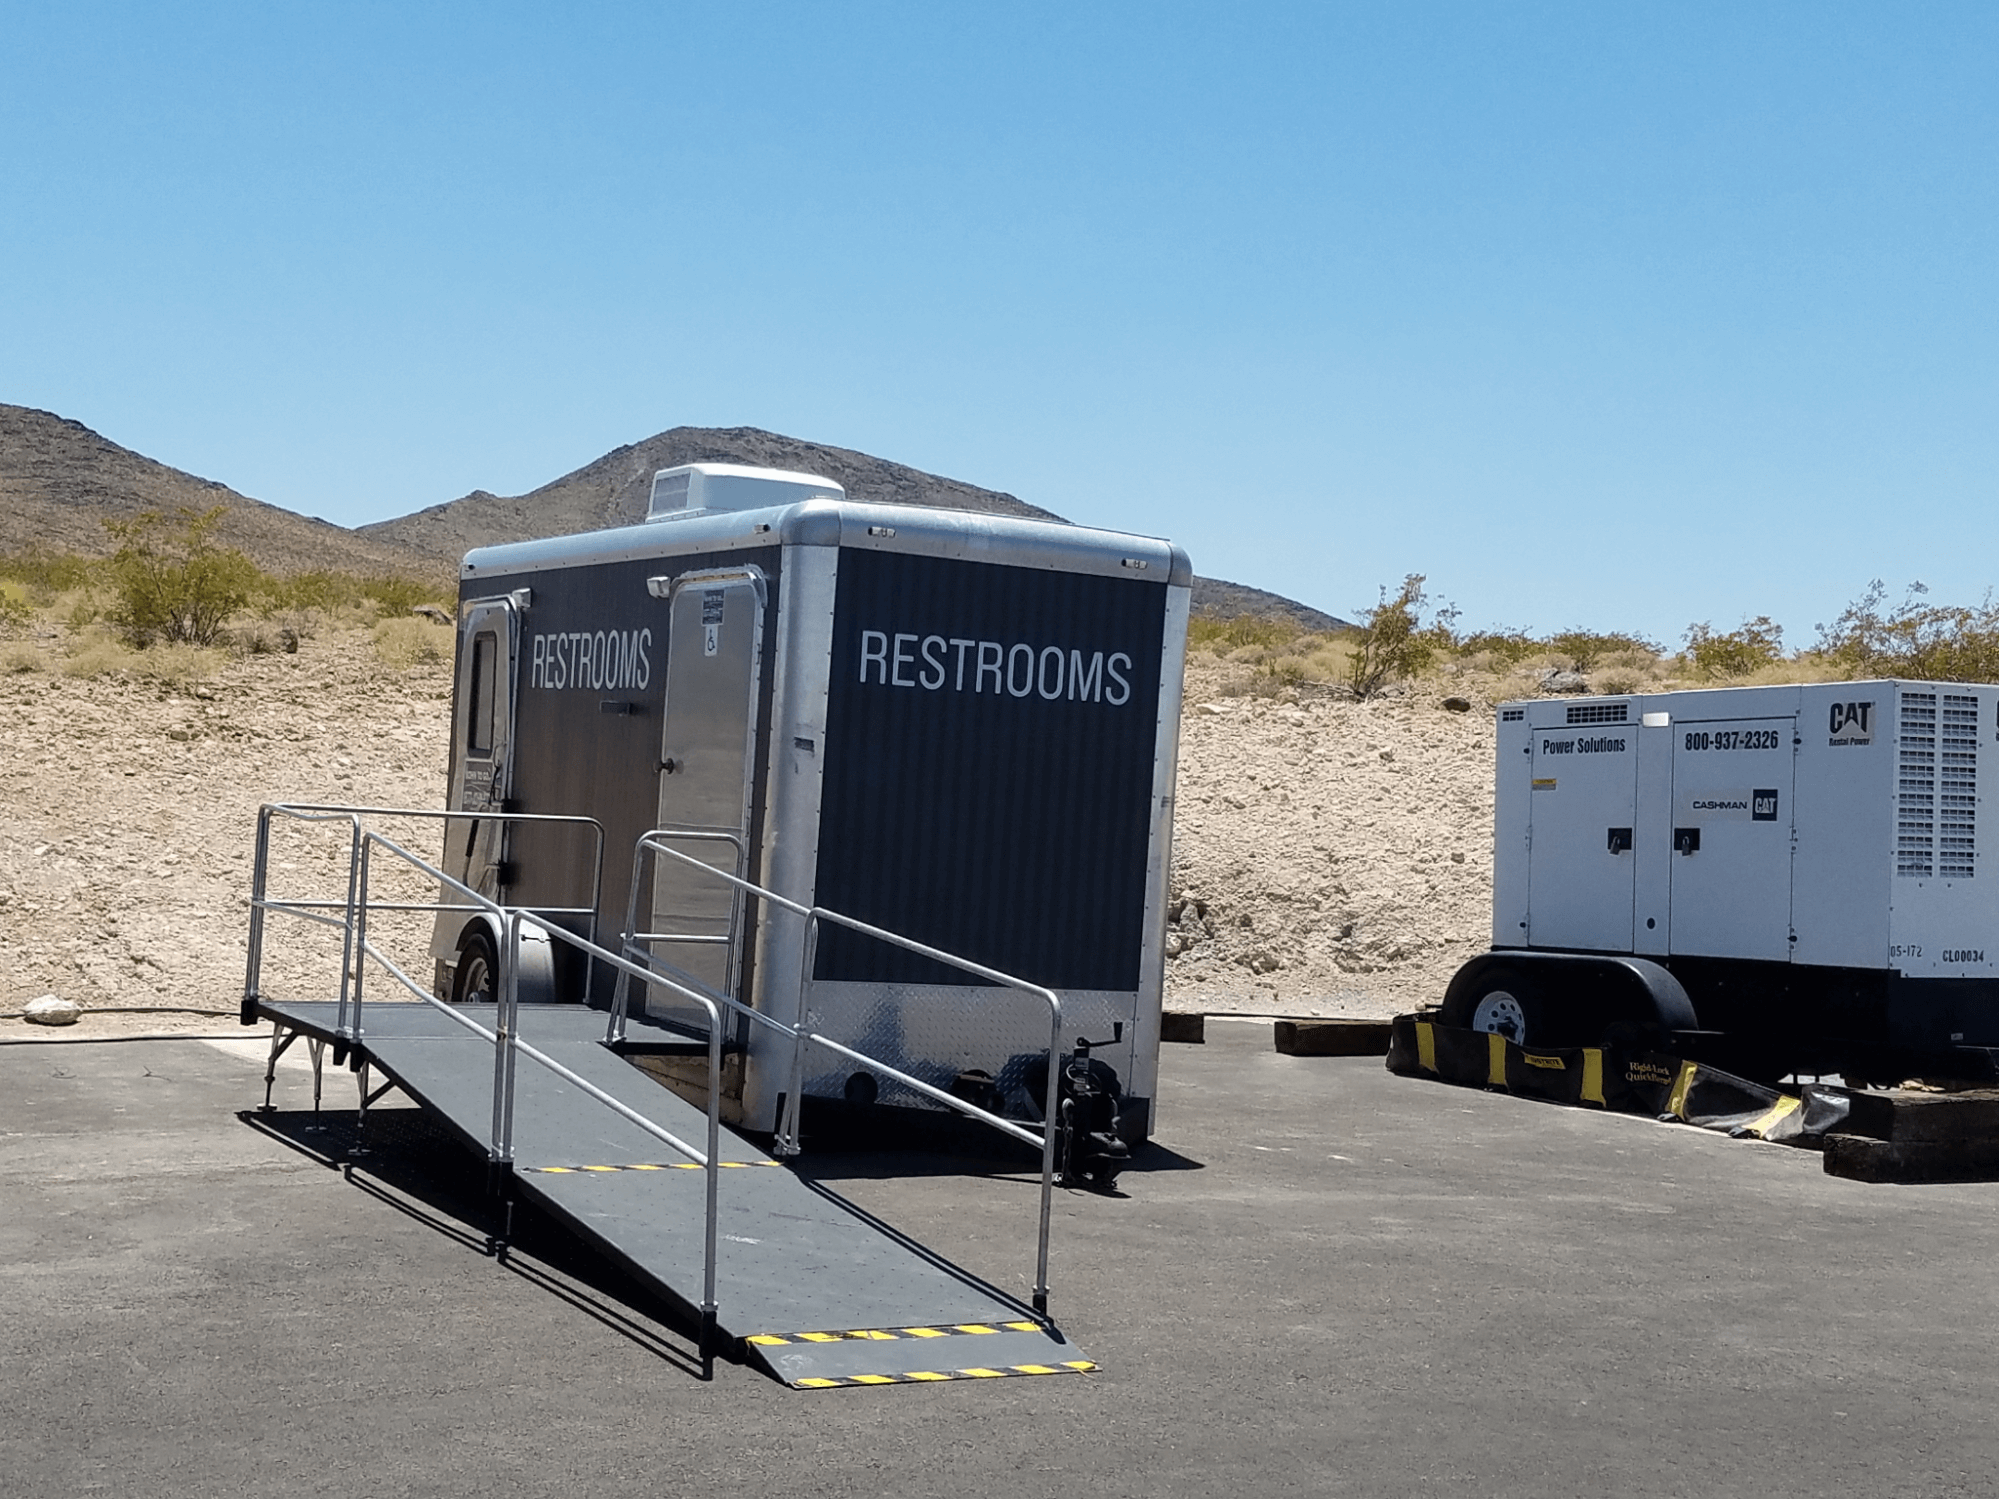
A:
243;804;728;1368
617;830;1064;1316
607;826;750;1048
245;802;607;1038
245;804;1070;1359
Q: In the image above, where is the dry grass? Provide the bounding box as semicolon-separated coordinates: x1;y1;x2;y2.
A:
372;616;454;669
58;628;225;686
0;641;47;673
1187;610;1885;707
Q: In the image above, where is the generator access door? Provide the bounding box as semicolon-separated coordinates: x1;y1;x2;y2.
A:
648;567;767;1023
1526;714;1639;951
1668;717;1795;962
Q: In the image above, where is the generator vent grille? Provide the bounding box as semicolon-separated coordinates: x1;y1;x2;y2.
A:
1501;708;1525;721
1566;702;1628;725
1940;694;1979;878
1898;693;1939;877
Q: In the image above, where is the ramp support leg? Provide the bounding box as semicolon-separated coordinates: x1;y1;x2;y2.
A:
485;1161;515;1259
307;1038;325;1113
353;1060;373;1156
700;1308;715;1381
261;1025;299;1111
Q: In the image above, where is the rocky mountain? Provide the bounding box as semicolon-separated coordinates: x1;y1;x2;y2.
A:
0;405;1346;627
0;404;436;577
356;424;1064;559
360;423;1349;629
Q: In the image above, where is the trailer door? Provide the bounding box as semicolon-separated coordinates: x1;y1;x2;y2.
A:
648;567;767;1020
440;597;520;916
1668;717;1796;962
1526;715;1638;951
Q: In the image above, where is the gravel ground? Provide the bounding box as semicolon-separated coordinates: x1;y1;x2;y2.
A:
1;634;1494;1039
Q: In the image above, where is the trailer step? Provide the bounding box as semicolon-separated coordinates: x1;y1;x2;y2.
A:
250;1000;1085;1386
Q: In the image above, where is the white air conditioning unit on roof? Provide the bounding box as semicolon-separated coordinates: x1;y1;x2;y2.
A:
646;462;845;520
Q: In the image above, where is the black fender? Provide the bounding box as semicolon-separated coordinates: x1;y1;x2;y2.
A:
453;913;560;1005
1442;950;1699;1033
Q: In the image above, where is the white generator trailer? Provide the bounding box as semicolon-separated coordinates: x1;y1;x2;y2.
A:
1442;680;1999;1081
429;462;1191;1153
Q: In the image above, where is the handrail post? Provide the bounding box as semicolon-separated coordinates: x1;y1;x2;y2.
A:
777;914;818;1158
607;837;651;1046
350;835;373;1048
489;917;512;1174
501;910;522;1172
1035;997;1061;1318
334;814;364;1041
702;989;722;1379
242;806;273;1024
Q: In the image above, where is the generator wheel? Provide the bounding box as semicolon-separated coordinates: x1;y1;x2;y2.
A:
452;927;499;1006
1443;966;1553;1048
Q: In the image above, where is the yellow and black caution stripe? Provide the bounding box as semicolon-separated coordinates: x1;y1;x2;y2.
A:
748;1322;1098;1388
525;1159;781;1174
1389;1016;1846;1145
750;1321;1048;1346
787;1361;1097;1389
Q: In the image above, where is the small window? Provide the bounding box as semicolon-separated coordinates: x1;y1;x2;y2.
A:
468;632;497;754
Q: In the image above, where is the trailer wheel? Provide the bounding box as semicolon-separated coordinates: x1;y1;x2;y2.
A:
1443;966;1551;1047
452;927;499;1006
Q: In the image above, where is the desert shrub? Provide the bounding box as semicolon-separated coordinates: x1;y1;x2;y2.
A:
63;629;221;684
0;548;97;601
1815;581;1999;682
0;641;46;673
0;580;30;632
372;616;453;669
1454;629;1539;668
362;574;452;615
1547;629;1660;673
1684;616;1785;680
261;567;452;624
1188;613;1297;653
263;569;347;613
1346;575;1455;699
103;506;259;647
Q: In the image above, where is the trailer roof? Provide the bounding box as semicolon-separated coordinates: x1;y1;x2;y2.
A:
461;497;1194;587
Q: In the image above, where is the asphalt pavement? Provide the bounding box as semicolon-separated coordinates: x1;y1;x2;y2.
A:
3;1017;1997;1497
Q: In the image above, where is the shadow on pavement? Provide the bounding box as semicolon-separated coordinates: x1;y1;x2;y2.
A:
240;1105;707;1379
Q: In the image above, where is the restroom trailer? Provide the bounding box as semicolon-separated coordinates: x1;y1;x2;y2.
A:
1444;681;1999;1080
430;463;1191;1140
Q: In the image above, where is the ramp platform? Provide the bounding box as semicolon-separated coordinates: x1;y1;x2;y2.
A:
252;999;1093;1388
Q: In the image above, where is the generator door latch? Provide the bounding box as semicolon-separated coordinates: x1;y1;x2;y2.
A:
1674;827;1701;856
1607;827;1633;855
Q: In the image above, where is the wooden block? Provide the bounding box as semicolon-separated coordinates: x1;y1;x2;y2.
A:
1824;1133;1999;1184
1824;1087;1999;1144
1160;1011;1205;1044
1273;1019;1394;1057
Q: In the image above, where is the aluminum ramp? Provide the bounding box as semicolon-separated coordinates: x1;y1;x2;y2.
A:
252;999;1094;1389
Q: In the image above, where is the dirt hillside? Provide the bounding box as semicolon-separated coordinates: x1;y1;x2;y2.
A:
0;403;1343;629
0;634;1491;1038
0;404;438;577
359;422;1346;629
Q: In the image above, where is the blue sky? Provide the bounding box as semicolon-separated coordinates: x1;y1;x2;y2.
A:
2;1;1993;644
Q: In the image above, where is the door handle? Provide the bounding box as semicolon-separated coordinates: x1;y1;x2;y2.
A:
1607;827;1633;854
1674;827;1701;855
661;757;679;775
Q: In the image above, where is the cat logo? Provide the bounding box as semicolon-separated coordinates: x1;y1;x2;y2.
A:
1828;700;1874;747
1752;789;1780;821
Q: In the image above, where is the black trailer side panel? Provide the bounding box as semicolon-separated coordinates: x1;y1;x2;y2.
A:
466;546;783;1004
813;549;1166;990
